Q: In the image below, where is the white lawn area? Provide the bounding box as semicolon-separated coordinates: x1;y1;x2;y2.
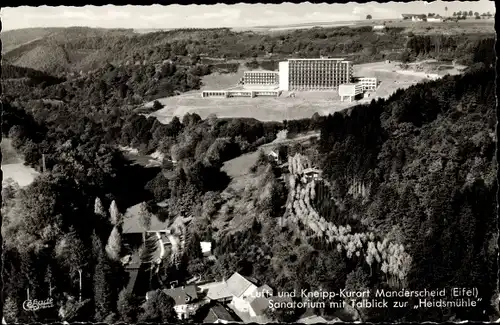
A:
1;138;39;188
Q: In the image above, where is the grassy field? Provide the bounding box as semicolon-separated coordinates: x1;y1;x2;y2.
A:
148;91;355;123
1;138;40;187
214;132;319;237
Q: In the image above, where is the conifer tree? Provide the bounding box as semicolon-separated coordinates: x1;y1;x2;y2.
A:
109;200;122;226
94;197;106;219
105;226;122;261
94;239;113;321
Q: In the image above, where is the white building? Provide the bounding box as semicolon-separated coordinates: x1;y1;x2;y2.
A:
278;58;353;91
243;70;279;85
338;83;363;102
227;273;259;313
201;89;281;98
427;17;443;22
357;77;378;91
200;241;212;256
278;61;290;91
372;25;386;31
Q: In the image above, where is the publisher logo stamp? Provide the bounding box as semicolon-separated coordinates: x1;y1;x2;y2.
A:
22;298;54;312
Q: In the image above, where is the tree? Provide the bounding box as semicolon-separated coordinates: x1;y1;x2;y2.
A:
445;6;448;16
94;197;107;220
400;50;411;64
105;226;122;261
109;200;122;226
117;289;141;323
152;100;164;110
362;46;376;57
366;14;372;19
94;248;114;321
345;268;370;321
138;202;152;231
3;297;19;323
139;290;177;322
468;10;473;16
55;230;88;297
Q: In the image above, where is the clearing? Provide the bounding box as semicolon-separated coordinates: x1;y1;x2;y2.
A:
213;132;319;236
1;138;40;188
145;60;460;123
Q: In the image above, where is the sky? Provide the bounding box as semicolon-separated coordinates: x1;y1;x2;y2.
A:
1;1;496;31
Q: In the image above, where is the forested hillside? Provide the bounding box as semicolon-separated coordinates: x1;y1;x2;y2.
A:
2;25;494;76
317;67;497;321
1;24;496;323
2;64;283;323
200;67;498;322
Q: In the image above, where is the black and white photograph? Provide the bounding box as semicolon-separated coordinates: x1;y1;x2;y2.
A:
0;1;497;323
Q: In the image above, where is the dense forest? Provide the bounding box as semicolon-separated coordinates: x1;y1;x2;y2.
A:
1;24;497;323
2;25;494;76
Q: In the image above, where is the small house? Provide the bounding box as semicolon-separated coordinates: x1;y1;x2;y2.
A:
200;241;212;257
302;168;323;181
163;285;200;320
267;150;280;163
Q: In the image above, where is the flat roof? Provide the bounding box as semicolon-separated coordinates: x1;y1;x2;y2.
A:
202;89;280;93
339;83;362;86
287;58;347;61
244;70;278;73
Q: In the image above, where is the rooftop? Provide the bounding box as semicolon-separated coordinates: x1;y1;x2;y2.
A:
164;285;199;306
249;297;269;316
204;304;238;323
226;272;257;298
287;58;346;61
303;167;322;174
244;70;278;74
199;281;233;300
298;315;329;324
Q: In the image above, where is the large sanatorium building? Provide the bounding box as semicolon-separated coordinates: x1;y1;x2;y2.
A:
278;58;353;91
201;57;377;100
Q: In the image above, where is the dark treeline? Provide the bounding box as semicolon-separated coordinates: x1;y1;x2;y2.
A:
405;34;495;64
316;67;497;321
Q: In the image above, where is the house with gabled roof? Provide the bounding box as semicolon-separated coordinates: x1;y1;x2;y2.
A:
163;285;200;320
226;272;259;313
198;281;233;303
203;304;240;324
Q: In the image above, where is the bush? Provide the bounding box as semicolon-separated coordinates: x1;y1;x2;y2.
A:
153;100;164;110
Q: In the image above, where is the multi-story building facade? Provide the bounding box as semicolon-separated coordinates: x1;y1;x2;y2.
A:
356;77;378;91
243;70;279;85
278;58;353;91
